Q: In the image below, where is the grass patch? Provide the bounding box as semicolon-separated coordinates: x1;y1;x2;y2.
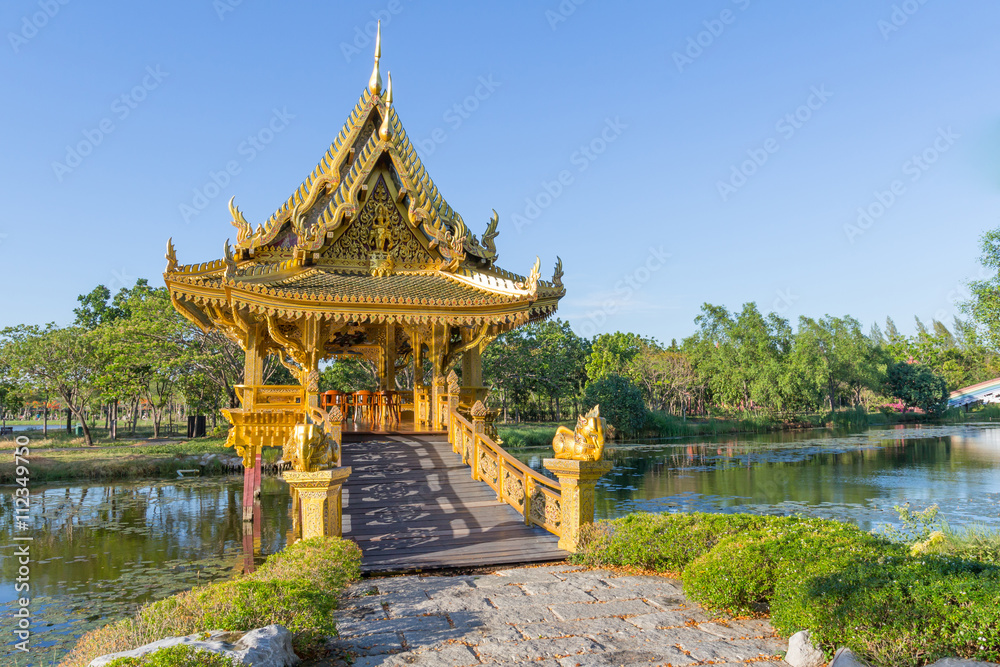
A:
0;439;233;484
495;422;566;448
60;537;362;667
104;645;239;666
572;511;1000;666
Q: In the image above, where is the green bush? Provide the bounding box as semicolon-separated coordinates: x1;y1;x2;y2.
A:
62;537;361;667
583;375;647;437
683;518;899;615
774;555;1000;666
105;645;239;666
576;511;1000;667
572;511;778;572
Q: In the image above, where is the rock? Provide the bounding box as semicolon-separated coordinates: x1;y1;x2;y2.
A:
785;630;825;667
88;624;299;667
927;660;1000;667
829;647;869;667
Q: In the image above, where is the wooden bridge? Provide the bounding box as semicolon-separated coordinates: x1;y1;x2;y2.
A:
340;433;567;572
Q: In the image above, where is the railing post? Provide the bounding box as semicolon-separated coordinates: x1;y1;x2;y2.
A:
471;400;488;481
446;371;460;451
543;458;613;553
328;406;344;467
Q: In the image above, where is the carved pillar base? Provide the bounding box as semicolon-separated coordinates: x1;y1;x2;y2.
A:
542;458;613;553
283;467;352;541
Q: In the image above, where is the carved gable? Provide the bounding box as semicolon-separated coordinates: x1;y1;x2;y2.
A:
322;175;435;268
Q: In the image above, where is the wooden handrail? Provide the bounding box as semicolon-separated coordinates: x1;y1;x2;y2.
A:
450;408;562;536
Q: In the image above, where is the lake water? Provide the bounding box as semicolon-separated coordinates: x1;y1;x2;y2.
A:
4;423;1000;665
518;422;1000;530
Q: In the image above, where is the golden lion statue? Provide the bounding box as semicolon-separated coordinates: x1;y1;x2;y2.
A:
283;423;337;472
552;405;606;461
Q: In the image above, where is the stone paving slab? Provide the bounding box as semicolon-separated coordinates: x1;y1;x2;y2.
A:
321;564;788;667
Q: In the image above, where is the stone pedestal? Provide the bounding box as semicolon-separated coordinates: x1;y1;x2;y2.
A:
543;458;613;553
282;467;352;541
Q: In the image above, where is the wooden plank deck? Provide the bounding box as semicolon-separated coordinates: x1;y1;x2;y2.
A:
341;434;567;572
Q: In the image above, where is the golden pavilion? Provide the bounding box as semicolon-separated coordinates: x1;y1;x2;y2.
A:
163;25;565;463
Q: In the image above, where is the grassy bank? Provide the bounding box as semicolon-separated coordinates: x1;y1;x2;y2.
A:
572;511;1000;666
0;437;233;484
60;537;362;667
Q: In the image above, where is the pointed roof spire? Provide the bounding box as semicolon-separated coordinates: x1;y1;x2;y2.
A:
379;71;393;140
368;20;383;95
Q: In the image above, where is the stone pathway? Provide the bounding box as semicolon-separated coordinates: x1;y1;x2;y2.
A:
321;564;788;667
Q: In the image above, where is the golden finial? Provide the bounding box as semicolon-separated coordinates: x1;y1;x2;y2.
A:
368;20;382;95
379;71;392;140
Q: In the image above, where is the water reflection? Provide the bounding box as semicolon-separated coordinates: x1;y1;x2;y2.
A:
0;475;290;665
518;423;1000;531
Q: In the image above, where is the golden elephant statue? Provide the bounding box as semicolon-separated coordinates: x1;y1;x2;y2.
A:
552;405;606;462
283;423;338;473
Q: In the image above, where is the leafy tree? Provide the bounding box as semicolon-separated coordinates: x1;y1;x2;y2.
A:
628;344;700;416
686;303;792;412
585;332;648;382
319;358;378;393
790;315;884;411
885;362;948;414
0;325;105;444
583;374;646;437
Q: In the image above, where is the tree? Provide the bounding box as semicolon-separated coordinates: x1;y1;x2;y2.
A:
319;358;378;393
583;374;646;437
628;345;699;416
885;362;948;414
0;325;106;444
585;332;648;383
790;315;884;411
686;303;792;412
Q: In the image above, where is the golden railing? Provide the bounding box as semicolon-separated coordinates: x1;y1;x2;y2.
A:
449;408;563;538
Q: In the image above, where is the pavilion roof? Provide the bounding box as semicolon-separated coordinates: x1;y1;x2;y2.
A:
164;23;564;331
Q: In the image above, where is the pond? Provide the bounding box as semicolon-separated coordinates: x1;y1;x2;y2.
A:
517;422;1000;530
4;423;1000;665
1;475;291;666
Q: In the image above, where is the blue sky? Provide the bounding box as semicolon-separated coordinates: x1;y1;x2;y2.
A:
2;1;998;342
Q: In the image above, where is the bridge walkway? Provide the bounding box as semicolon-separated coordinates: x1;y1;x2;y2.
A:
340;434;566;572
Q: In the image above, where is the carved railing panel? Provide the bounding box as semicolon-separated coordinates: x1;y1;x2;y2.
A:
450;408;562;538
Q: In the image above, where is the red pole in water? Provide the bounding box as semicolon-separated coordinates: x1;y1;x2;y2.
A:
242;460;253;521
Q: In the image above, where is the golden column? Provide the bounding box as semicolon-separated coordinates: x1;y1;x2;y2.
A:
543;458;612;552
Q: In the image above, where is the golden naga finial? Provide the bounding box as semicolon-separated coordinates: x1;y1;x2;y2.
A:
552;405;606;461
379;71;393;141
368;20;383;95
481;210;500;260
223;239;236;280
165;237;178;273
228;196;252;245
552;256;564;287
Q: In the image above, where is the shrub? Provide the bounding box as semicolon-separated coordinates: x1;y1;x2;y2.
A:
682;518;898;615
105;645;239;666
572;511;779;572
61;537;361;667
773;555;1000;666
583;375;647;437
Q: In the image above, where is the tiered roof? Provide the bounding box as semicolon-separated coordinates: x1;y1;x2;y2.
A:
164;23;564;330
